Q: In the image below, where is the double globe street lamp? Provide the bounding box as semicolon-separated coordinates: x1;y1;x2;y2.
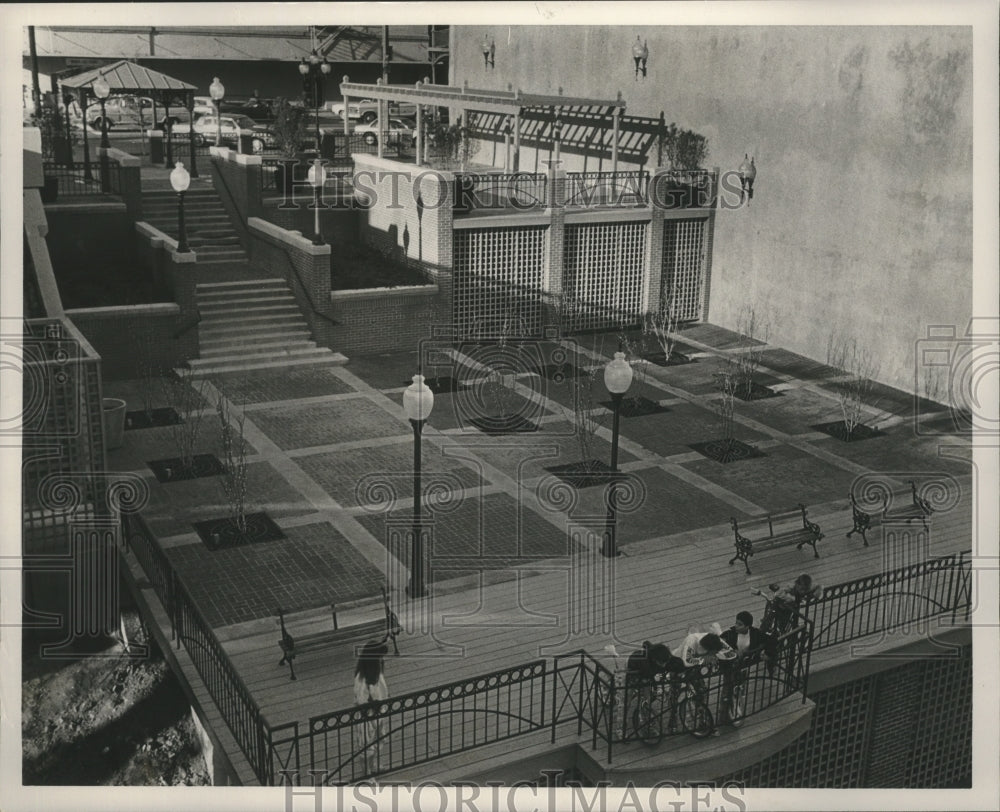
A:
403;374;434;598
603;351;634;558
299;50;331;153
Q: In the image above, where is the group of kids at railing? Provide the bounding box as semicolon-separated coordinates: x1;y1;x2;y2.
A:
601;574;821;741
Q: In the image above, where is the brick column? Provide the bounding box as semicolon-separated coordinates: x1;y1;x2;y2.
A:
642;168;670;314
543;167;566;330
111;150;143;222
234;152;264;219
428;170;454;270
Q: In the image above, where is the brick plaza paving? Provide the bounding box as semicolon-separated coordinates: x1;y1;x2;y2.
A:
105;322;973;637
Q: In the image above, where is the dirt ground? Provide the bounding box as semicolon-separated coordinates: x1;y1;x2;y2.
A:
21;610;211;786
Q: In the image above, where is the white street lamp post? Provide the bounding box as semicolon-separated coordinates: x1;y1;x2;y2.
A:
403;374;435;597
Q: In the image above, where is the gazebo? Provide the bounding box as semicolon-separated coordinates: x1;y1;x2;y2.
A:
60;60;200;177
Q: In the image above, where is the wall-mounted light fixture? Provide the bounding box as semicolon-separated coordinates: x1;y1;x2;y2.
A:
738;154;757;203
632;36;649;80
482;34;496;69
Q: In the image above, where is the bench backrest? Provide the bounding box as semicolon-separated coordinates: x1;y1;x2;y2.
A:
733;504;809;537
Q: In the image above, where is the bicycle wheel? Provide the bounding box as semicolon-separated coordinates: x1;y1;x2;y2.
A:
678;696;715;738
632;698;663;745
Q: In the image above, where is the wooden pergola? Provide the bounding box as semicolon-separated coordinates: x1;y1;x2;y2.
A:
340;79;640;172
61;60;200;177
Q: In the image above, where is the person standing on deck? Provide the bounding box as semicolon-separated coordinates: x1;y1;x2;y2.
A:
354;638;390;774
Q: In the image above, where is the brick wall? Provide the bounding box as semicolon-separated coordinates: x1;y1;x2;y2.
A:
329;282;451;355
67;303;194;380
66;224;200;379
352;155;454;270
208;148;263;250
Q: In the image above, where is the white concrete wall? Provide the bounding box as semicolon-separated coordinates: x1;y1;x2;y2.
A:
451;26;973;396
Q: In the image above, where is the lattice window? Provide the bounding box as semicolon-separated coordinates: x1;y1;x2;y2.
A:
563;222;645;332
907;646;972;787
720;648;972;788
453;227;546;339
661;218;707;322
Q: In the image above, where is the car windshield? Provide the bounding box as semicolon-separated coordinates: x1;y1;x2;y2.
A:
232;116;256;128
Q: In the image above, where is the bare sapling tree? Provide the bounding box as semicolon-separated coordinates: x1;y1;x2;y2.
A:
483;316;521;421
216;395;250;535
570;361;607;470
735;305;770;399
644;288;684;363
826;334;882;439
714;357;740;449
615;327;649;409
165;367;209;474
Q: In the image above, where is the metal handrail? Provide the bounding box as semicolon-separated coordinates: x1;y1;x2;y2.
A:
802;550;972;650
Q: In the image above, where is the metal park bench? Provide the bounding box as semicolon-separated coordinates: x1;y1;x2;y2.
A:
276;586;401;681
847;480;933;547
729;504;824;575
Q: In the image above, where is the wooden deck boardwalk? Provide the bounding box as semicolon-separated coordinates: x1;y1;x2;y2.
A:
214;477;973;740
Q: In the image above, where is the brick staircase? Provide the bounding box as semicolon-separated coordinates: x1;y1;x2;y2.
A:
142;186;249;266
191;279;347;375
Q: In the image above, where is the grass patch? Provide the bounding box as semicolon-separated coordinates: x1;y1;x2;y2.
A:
331;242;429;291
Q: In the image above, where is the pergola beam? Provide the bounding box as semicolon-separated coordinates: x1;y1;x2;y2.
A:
340;81;625;116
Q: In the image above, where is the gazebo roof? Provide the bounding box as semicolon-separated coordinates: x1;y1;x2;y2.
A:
60;59;196;94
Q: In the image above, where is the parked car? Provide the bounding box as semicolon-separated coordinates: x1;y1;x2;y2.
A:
327;98;416;123
218;96;275;122
172;114;257;145
353;117;415;146
73;95;153;132
249;115;346;154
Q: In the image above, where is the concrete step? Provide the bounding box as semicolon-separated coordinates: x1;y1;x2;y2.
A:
194;249;248;260
187;352;348;376
200;304;301;319
143;201;223;212
145;217;233;229
195;277;288;292
200;339;318;357
198;299;299;318
189;236;241;248
189;346;341;369
200;328;312;345
199;317;309;334
197;291;296;304
197;278;286;289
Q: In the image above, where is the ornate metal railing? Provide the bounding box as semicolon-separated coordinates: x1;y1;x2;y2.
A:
303;660;548;784
802;550;972;650
550;651;617;762
453;172;548;213
42;161;115;197
649;169;717;209
121;511;971;784
121;513;176;637
172;568;274;785
119;512;275;785
564;170;649;208
552;621;811;764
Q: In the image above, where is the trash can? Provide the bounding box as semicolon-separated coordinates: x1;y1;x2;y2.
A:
239;133;253;155
149;130;164;164
102;398;127;451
